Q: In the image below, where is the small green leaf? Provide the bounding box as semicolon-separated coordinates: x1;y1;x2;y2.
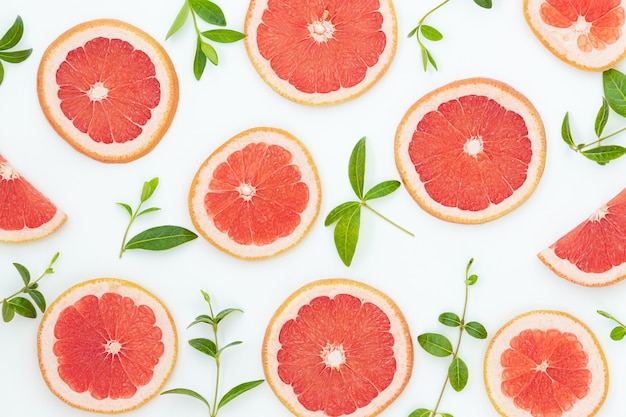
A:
349;137;367;199
8;297;36;318
137;207;162;217
363;180;400;200
194;37;207;80
215;308;243;323
166;2;190;40
201;41;218;65
408;409;432;417
201;289;211;305
420;25;443;41
333;204;361;266
417;333;453;357
217;379;264;410
117;202;133;216
603;68;626;117
140;177;159;202
598;310;617;320
0;16;24;51
438;312;461;327
610;326;626;341
465;321;488;339
448;356;468;392
466;273;478;286
581;145;626;164
28;289;46;313
189;0;227;26
217;340;243;356
407;26;419;38
595;98;610;137
189;338;217;357
161;388;210;408
561;113;576;149
420;46;429;72
2;301;15;322
0;61;5;85
124;226;198;251
0;49;32;63
423;47;437;71
13;262;30;285
325;201;361;226
441;414;454;417
202;29;246;43
473;0;493;8
188;314;215;328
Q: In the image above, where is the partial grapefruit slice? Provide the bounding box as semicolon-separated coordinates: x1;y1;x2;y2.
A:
484;310;608;417
538;186;626;286
524;0;626;71
0;154;66;243
263;278;413;417
37;278;177;413
244;0;397;105
188;127;321;260
37;19;179;163
395;78;546;224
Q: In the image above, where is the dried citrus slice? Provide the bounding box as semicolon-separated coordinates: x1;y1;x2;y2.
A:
0;154;66;243
524;0;626;71
538;186;626;286
244;0;397;105
263;278;413;417
484;310;608;417
37;19;178;163
37;278;177;413
189;127;321;260
395;78;546;224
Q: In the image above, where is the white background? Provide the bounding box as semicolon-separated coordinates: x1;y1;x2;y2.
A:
2;0;626;416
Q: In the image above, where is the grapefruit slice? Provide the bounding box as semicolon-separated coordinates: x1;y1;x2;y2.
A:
484;310;608;417
37;19;179;163
0;154;66;243
244;0;397;105
37;278;177;413
538;186;626;286
188;127;321;260
263;278;413;417
524;0;626;71
395;78;546;224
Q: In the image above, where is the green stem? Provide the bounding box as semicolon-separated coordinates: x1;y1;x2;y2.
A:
188;0;203;39
208;299;220;417
0;252;58;305
119;202;143;258
413;0;451;48
362;202;414;237
579;126;626;150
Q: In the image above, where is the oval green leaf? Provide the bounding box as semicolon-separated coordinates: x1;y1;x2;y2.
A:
438;312;461;327
560;112;576;149
474;0;493;8
325;201;360;226
124;225;198;251
582;145;626;164
166;2;190;39
8;296;36;318
448;356;468;392
217;379;264;410
610;326;626;341
603;68;626;117
2;300;15;322
194;37;207;80
363;180;400;200
189;0;227;26
420;24;443;41
465;321;488;339
417;333;453;357
408;408;432;417
0;16;24;51
161;388;210;408
202;29;246;43
12;262;30;285
215;307;243;323
28;289;46;313
349;137;367;199
116;202;133;216
200;41;218;65
0;49;32;63
595;98;610;137
333;204;361;266
0;61;4;85
140;177;159;202
189;337;217;357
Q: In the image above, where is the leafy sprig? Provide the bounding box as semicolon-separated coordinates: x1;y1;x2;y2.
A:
117;177;197;258
161;290;264;416
167;0;246;80
409;258;487;417
408;0;492;71
325;137;413;267
597;310;626;340
0;16;33;86
1;252;59;322
562;68;626;164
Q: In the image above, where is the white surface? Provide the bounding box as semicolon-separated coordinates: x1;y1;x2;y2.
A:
1;1;626;416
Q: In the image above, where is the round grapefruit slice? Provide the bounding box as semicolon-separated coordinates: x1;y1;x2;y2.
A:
484;310;608;417
244;0;397;105
37;278;177;413
524;0;626;71
188;127;321;260
37;19;179;163
538;186;626;286
395;78;546;224
0;154;66;243
263;278;413;417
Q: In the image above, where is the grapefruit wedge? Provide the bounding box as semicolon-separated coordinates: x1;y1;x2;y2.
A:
37;19;178;163
538;186;626;286
37;278;177;414
244;0;397;105
0;154;66;243
189;127;321;260
395;78;546;224
263;278;413;417
484;310;608;417
524;0;626;71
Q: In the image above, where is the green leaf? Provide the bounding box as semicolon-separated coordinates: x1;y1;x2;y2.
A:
466;273;478;286
13;262;30;285
124;226;198;251
202;29;246;43
161;388;210;408
8;297;36;318
189;338;217;357
201;289;211;305
0;16;24;51
188;314;215;328
581;145;626;164
407;26;419;38
473;0;493;8
0;61;4;85
363;180;400;200
408;409;432;417
417;333;453;357
595;98;610;137
448;356;468;391
420;24;443;41
2;300;15;322
603;68;626;117
137;207;162;217
194;37;207;80
201;41;218;65
561;113;576;149
140;177;159;202
438;312;461;327
465;321;488;339
0;49;32;63
610;326;626;341
215;308;243;323
325;201;361;226
189;0;227;26
441;414;454;417
116;202;133;216
333;204;361;266
217;380;264;410
166;2;190;40
28;289;46;313
217;340;243;356
349;137;367;199
421;46;437;71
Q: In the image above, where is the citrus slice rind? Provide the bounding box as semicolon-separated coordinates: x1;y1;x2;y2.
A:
37;19;179;163
263;278;413;417
395;78;546;224
189;127;321;260
244;0;398;106
37;278;177;414
484;310;608;417
524;0;626;71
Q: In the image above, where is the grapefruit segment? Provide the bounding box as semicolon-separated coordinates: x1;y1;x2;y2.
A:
37;278;177;413
485;310;608;417
538;186;626;286
263;278;413;417
395;78;546;224
37;19;178;163
0;154;66;243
